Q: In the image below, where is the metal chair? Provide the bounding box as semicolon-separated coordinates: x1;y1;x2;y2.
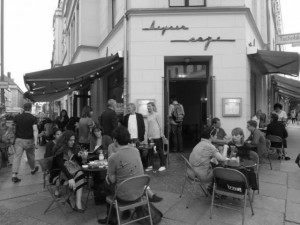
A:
265;139;273;170
265;135;284;160
179;154;209;208
36;157;73;218
106;175;153;225
210;167;254;225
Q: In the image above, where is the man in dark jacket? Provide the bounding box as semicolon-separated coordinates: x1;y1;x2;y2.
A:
99;99;119;137
266;113;290;160
123;103;145;145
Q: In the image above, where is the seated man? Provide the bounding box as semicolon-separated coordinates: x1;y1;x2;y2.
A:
246;120;267;161
98;126;162;225
210;117;230;151
266;113;290;160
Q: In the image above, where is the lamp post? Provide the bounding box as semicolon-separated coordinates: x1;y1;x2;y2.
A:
1;0;5;108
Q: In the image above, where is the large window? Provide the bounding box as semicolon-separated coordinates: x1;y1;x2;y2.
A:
166;63;207;80
169;0;206;7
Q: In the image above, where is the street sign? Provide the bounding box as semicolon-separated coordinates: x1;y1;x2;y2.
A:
276;33;300;45
0;81;8;89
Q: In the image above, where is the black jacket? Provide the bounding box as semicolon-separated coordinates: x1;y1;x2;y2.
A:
266;121;288;148
123;113;145;142
98;108;119;137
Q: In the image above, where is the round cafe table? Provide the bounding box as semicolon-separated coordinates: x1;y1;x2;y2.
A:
82;165;107;207
221;159;256;168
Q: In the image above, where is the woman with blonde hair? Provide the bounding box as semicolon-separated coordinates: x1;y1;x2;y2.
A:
146;102;166;172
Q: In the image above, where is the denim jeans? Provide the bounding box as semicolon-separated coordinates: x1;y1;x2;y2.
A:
170;123;183;152
12;138;35;174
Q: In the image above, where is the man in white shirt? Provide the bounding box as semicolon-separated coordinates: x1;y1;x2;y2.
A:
273;103;287;123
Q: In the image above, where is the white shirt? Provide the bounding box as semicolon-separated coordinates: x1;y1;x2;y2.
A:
251;115;260;126
274;110;287;121
128;114;138;139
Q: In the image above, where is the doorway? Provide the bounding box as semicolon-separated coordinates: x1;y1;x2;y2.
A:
165;61;209;152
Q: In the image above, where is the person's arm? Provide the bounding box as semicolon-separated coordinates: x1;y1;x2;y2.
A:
55;154;73;180
112;112;119;129
140;114;145;141
248;130;259;146
283;126;288;138
107;155;116;184
102;135;113;150
155;114;164;137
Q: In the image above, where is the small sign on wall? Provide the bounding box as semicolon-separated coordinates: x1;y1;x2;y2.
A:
222;98;242;117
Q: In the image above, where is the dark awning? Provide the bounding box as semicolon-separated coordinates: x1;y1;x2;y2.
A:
24;54;122;102
272;74;300;99
248;50;300;76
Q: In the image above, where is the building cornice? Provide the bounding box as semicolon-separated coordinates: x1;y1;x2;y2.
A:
98;7;266;51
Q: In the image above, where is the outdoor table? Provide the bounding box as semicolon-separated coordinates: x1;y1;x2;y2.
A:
82;165;107;207
218;159;258;190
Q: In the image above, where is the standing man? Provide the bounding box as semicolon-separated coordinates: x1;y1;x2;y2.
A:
123;103;145;145
12;103;39;183
246;120;267;160
169;96;185;152
99;99;119;138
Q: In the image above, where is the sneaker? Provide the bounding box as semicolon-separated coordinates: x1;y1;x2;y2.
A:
12;177;21;183
31;166;39;175
284;156;291;160
149;194;163;203
145;166;153;172
158;166;166;172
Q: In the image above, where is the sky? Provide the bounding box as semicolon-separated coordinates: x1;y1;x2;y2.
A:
2;0;300;92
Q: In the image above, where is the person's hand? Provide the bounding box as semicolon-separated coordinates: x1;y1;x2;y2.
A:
68;179;76;190
34;143;38;149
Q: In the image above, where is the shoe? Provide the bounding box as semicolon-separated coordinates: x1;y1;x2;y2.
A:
278;156;282;160
74;205;85;213
284;156;291;160
158;166;166;172
98;217;116;225
12;177;21;183
145;166;153;172
54;192;62;198
31;166;39;175
149;194;163;203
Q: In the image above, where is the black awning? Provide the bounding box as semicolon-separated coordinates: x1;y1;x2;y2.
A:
248;50;299;76
24;54;121;102
272;75;300;99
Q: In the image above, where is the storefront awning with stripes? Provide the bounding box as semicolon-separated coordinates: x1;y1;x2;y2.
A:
24;54;122;102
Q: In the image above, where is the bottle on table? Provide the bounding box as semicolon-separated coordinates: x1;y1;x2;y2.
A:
99;150;104;161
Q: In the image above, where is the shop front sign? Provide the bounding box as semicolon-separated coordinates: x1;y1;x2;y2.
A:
171;36;236;50
142;20;188;35
276;33;300;45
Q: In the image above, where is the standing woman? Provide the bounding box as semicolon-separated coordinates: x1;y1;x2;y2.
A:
52;131;86;212
78;106;95;150
57;110;69;131
146;102;166;172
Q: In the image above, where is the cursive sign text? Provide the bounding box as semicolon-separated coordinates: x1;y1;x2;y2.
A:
142;20;189;35
171;36;235;50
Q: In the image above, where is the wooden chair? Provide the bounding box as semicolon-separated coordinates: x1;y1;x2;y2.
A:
210;167;254;225
179;154;209;208
106;175;153;225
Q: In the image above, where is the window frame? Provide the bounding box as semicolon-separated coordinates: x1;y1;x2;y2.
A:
169;0;206;7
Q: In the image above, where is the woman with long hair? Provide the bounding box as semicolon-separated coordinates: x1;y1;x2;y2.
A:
44;127;62;158
90;125;113;155
57;109;69;131
78;106;95;150
52;130;86;212
228;127;259;163
145;102;166;172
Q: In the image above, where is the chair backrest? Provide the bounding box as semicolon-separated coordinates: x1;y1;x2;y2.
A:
37;157;53;173
265;139;271;149
180;154;198;177
115;175;150;202
266;135;283;144
213;167;249;194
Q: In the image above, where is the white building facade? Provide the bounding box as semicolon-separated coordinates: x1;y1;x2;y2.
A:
51;0;282;145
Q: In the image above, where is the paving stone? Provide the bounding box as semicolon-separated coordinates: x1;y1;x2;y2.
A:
286;202;300;224
288;172;300;190
259;170;287;185
160;218;193;225
280;161;299;173
287;188;300;204
152;190;183;214
252;195;285;213
285;222;300;225
259;181;287;200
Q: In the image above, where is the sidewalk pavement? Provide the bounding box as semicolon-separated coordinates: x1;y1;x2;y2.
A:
0;125;300;225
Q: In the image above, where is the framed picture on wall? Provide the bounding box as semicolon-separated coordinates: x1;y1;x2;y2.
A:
136;99;155;116
222;98;242;117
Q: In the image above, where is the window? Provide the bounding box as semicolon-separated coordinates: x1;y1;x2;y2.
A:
166;64;207;80
169;0;206;7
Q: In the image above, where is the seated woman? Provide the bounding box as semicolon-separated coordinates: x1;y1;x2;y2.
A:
52;130;86;212
228;127;259;164
90;125;113;157
188;127;228;190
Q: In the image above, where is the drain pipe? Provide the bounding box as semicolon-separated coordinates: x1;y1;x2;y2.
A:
123;0;128;111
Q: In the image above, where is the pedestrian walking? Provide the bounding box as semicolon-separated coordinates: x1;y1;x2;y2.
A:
12;103;39;183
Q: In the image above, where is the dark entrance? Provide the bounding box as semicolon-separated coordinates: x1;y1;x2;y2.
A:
165;60;209;152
